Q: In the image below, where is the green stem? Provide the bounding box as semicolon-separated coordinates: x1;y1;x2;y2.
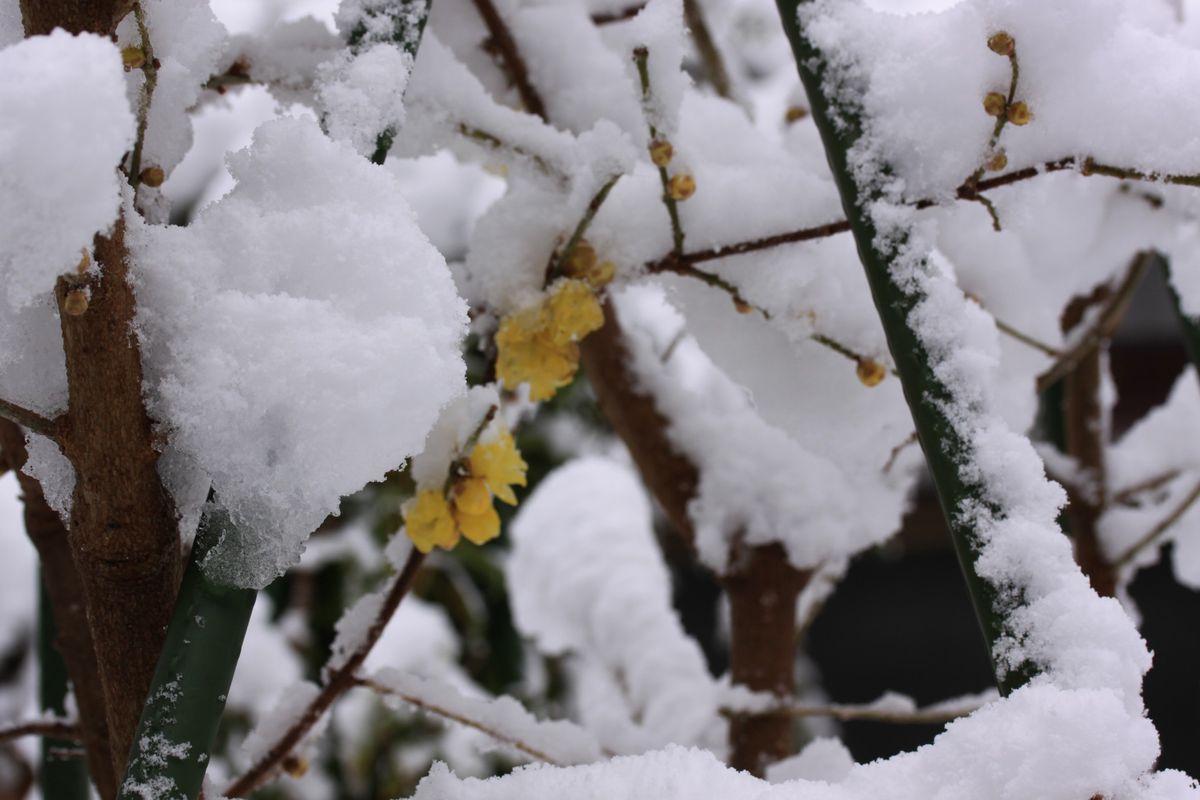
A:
633;47;685;255
774;0;1030;694
117;503;256;800
39;578;89;800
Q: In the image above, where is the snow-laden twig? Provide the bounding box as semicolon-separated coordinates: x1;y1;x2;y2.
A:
1114;477;1200;567
354;671;604;766
128;1;159;200
0;397;59;440
720;689;996;725
470;0;546;118
224;549;426;797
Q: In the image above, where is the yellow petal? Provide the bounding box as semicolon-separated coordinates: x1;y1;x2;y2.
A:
455;503;501;546
404;489;459;553
469;428;528;504
545;280;604;346
452;477;492;515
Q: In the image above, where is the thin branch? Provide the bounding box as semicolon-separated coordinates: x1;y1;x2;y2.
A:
128;1;159;201
726;697;984;724
634;46;686;255
543;175;622;287
883;430;919;473
470;0;546;118
0;720;80;744
682;0;735;100
352;675;564;765
964;293;1060;357
1036;253;1152;392
0;398;59;440
224;549;427;797
1112;469;1181;506
1113;478;1200;567
592;4;644;24
456;123;564;181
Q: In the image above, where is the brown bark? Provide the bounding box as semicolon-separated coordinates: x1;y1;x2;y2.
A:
0;421;118;799
56;220;181;776
19;0;131;36
581;302;809;776
722;544;808;775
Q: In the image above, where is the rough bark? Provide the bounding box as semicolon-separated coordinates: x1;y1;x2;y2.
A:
581;301;809;776
19;0;131;35
55;221;181;776
722;543;809;775
0;421;117;798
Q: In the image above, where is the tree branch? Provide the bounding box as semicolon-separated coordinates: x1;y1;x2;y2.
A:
0;720;80;745
224;549;427;797
1114;478;1200;568
470;0;545;118
0;397;59;440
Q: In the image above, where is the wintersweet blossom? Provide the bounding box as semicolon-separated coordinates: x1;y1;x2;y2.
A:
404;489;458;553
496;279;605;401
468;428;528;506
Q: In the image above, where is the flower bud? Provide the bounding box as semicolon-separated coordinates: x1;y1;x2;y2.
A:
63;290;89;317
139;165;165;187
785;106;809;124
121;46;145;70
733;298;753;314
987;31;1015;56
986;150;1008;172
76;248;91;274
856;358;887;387
282;756;309;778
649;139;673;168
1006;101;1032;125
983;92;1007;117
667;173;695;201
564;240;597;275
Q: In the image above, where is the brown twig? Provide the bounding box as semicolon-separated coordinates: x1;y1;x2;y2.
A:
352;675;564;765
591;3;644;24
1112;469;1181;506
682;0;735;100
0;720;81;744
224;549;427;797
724;696;985;724
1113;478;1200;568
1036;253;1152;392
469;0;545;118
0;397;60;440
543;175;622;287
634;46;686;255
127;1;159;201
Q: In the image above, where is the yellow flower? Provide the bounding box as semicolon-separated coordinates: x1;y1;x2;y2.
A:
494;280;604;401
455;503;501;545
544;279;604;346
452;477;492;515
468;428;527;506
404;489;458;553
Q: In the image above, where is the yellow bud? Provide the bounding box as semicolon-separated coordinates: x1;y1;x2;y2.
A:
587;260;616;289
139;165;165;187
667;173;696;201
76;249;91;274
987;31;1015;56
649;139;674;168
563;240;597;276
1006;101;1032;125
282;756;308;778
121;46;145;70
986;150;1008;172
733;298;753;314
983;92;1007;118
856;358;887;387
63;290;88;317
784;105;809;124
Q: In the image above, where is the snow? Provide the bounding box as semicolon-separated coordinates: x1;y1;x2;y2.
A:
0;30;133;308
129;116;468;588
508;457;719;753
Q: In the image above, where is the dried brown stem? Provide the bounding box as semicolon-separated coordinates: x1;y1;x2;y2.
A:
0;421;117;798
591;3;644;24
470;0;545;118
224;549;427;797
727;697;984;724
0;720;81;745
352;675;564;765
1112;469;1181;506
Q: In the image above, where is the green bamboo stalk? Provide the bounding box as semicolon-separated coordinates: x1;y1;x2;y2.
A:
38;577;89;799
773;0;1032;694
342;0;433;165
117;503;256;800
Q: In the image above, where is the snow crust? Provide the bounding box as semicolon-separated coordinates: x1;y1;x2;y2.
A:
129;117;467;588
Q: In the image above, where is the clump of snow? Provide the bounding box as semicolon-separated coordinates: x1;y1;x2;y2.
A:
129;116;467;588
508;457;719;753
766;737;854;784
0;30;133;307
409;385;500;489
21;433;75;523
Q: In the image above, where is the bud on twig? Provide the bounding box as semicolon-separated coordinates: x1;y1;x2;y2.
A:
649;139;673;168
63;290;89;317
139;165;165;187
121;46;145;70
983;92;1007;117
856;358;887;387
1007;101;1032;126
667;174;695;201
987;31;1015;56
